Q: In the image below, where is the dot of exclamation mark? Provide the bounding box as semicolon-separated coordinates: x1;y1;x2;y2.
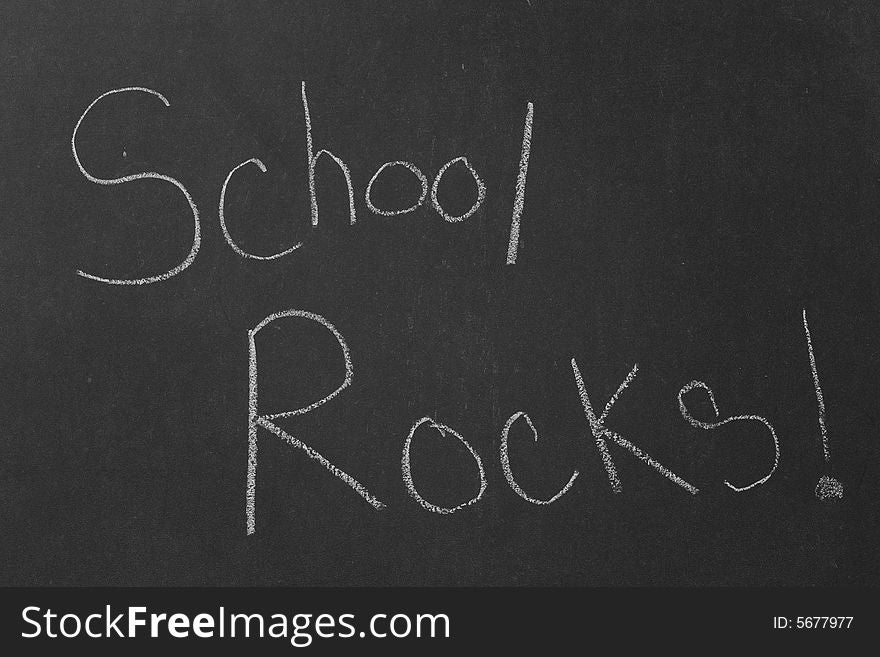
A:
802;308;844;500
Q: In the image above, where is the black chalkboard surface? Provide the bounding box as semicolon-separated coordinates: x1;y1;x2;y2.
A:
1;0;879;586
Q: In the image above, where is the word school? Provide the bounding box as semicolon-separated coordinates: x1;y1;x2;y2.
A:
71;82;534;286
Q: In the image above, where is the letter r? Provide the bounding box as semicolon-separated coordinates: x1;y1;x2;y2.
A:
245;309;385;535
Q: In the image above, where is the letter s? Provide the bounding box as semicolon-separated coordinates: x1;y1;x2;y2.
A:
22;606;41;638
678;380;780;492
71;87;200;285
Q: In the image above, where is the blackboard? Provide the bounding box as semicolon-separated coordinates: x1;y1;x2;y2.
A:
2;0;879;587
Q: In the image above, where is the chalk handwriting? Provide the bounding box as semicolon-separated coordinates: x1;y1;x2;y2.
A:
70;87;850;530
246;309;385;536
72;87;201;284
506;101;533;264
430;156;486;223
219;158;304;259
303;82;357;226
572;359;699;494
365;160;429;216
677;380;779;492
76;85;536;279
501;411;579;504
401;417;488;513
802;308;844;500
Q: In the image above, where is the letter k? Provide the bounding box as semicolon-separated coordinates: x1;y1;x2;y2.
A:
570;358;698;495
106;606;124;637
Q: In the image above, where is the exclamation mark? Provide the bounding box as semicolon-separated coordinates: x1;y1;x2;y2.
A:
802;308;844;500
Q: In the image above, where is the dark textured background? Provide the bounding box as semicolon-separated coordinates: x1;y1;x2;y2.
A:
1;0;879;585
